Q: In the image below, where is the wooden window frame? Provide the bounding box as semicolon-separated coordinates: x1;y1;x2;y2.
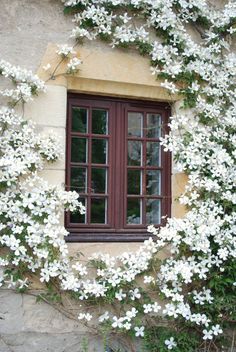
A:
66;93;171;242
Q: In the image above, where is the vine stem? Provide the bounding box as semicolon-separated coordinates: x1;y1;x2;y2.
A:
45;56;65;82
45;41;79;83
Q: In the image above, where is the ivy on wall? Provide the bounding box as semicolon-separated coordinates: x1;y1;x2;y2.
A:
0;1;236;351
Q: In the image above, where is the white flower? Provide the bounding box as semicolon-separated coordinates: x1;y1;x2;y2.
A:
165;337;177;350
129;288;141;300
112;316;124;328
115;289;126;301
66;57;82;73
152;302;161;313
123;321;131;330
134;326;145;337
126;308;138;320
17;278;29;289
72;262;87;276
56;44;75;57
144;275;155;284
203;329;213;340
212;324;223;336
143;304;152;314
78;313;92;321
160;80;179;94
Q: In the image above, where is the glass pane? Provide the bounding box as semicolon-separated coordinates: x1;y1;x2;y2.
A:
128;112;143;137
146;199;161;224
91;168;107;194
91;198;106;224
146;142;161;166
92;109;108;135
92;139;107;164
146;170;161;195
72;107;87;133
127;170;141;195
70;198;86;223
71;137;87;163
127;141;142;166
127;198;141;224
71;167;87;193
147;114;161;138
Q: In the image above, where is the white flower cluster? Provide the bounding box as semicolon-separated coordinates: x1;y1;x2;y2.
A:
56;44;75;57
0;61;85;292
0;107;61;185
0;60;45;103
58;0;236;345
66;57;82;74
55;44;82;75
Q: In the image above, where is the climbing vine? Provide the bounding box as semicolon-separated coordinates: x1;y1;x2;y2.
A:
0;0;236;351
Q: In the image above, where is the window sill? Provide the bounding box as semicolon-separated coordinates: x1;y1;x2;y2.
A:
66;231;155;242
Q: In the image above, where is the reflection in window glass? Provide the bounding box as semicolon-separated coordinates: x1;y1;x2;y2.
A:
92;139;107;164
72;107;87;133
127;170;141;195
71;167;87;193
70;198;86;223
127;198;141;224
146;170;161;195
146;142;161;166
92;109;108;135
91;198;106;223
91;168;107;194
128;112;143;137
146;199;161;224
71;138;87;163
146;114;161;138
127;141;142;166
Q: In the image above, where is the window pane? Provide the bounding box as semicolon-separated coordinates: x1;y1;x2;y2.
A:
71;137;87;163
146;199;161;224
128;112;143;137
146;114;161;138
91;168;107;194
127;170;141;195
72;107;87;133
91;198;106;224
92;139;107;164
127;198;141;224
127;141;142;166
71;167;87;193
146;142;161;166
146;170;161;195
70;198;86;223
92;109;108;135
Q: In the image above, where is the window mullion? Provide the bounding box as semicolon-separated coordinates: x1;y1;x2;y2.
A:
87;106;92;224
142;112;147;224
113;102;124;230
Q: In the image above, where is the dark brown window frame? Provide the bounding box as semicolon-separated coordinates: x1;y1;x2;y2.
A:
66;93;171;242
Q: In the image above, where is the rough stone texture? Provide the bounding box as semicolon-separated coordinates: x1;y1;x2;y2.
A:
0;0;72;71
0;290;105;352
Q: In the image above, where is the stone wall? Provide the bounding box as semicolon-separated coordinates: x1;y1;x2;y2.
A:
0;289;107;352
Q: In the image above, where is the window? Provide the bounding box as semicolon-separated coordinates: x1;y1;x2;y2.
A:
66;94;171;242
